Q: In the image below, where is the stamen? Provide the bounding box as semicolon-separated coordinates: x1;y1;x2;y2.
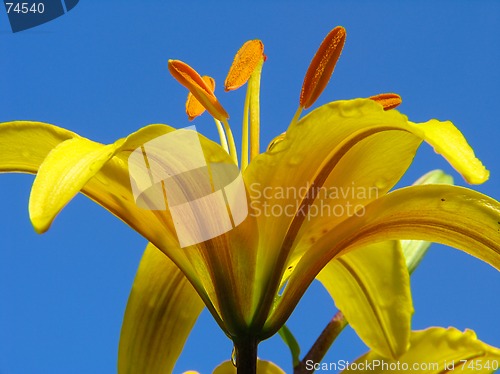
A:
241;86;251;169
248;59;264;161
300;26;346;109
168;60;229;121
214;119;229;154
224;39;266;168
186;76;215;120
225;40;265;92
221;118;239;166
369;93;402;110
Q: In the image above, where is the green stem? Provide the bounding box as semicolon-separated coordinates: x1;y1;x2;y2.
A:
294;311;347;374
234;337;258;374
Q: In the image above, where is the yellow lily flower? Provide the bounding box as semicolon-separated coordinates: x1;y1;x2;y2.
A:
341;327;500;374
1;26;499;373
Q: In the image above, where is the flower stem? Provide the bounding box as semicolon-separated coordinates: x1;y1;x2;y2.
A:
294;311;347;374
234;337;258;374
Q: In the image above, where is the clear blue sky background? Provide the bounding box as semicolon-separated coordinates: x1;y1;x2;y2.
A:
1;1;499;373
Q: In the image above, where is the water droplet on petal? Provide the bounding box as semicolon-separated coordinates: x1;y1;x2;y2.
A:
89;161;101;172
95;173;109;186
288;154;303;166
231;346;237;367
21;151;30;159
375;178;388;190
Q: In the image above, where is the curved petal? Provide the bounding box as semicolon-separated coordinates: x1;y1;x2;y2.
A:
342;327;500;373
402;169;453;274
0;122;189;272
118;243;205;374
0;121;78;172
407;120;489;184
0;121;259;335
248;99;486;332
316;241;413;359
291;130;420;263
212;359;285;374
29;137;125;233
269;184;500;332
245;100;421;326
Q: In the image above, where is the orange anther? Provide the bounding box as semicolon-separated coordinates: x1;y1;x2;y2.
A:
300;26;346;109
369;93;402;110
225;40;265;92
168;59;229;121
186;76;216;121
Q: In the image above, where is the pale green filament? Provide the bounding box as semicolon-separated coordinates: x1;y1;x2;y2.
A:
221;118;239;166
248;59;264;161
214;119;229;154
290;106;303;127
241;84;251;170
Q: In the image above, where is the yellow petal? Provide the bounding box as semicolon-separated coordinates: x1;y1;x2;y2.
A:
246;99;420;326
246;99;488;333
408;119;489;184
300;26;346;109
118;243;204;374
271;184;500;332
168;59;229;121
1;121;240;297
292;129;421;260
0;121;77;173
271;186;499;333
402;169;454;274
342;327;500;373
339;184;500;269
225;39;265;92
317;241;413;359
186;75;216;121
29;137;124;233
212;359;285;374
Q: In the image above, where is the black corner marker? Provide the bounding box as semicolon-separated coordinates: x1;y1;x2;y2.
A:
4;0;79;33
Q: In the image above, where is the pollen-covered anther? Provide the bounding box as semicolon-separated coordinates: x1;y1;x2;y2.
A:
186;76;216;121
168;59;229;121
369;93;403;111
225;39;265;91
300;26;346;109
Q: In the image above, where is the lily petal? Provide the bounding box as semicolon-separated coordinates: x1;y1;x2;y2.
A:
270;184;500;332
0;121;77;173
402;169;454;274
316;241;413;359
249;99;488;333
118;243;204;374
0;121;241;316
342;327;500;373
29;137;124;233
408;120;489;184
245;100;420;322
212;359;285;374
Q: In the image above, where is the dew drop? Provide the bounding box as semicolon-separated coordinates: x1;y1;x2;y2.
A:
21;151;30;159
89;161;101;172
95;174;109;186
288;154;303;166
375;178;388;190
231;346;237;367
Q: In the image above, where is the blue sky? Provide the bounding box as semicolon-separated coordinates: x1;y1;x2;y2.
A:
1;1;499;373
